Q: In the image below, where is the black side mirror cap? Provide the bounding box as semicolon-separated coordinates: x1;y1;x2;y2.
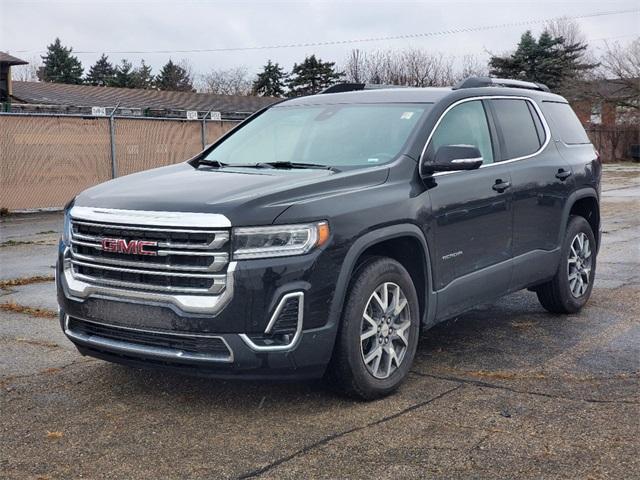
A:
422;145;483;175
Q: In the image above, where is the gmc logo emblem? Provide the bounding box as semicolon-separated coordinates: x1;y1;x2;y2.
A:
101;238;158;256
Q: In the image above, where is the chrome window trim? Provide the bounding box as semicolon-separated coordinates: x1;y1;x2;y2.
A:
419;95;552;177
70;206;231;228
64;314;234;363
239;291;304;352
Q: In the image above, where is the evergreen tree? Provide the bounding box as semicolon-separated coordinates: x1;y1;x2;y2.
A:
489;30;597;91
111;59;135;88
85;54;115;86
252;60;286;97
38;38;84;84
155;59;194;92
131;60;154;89
286;55;344;97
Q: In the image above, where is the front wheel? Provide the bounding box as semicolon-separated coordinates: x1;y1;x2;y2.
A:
536;215;597;314
330;257;420;400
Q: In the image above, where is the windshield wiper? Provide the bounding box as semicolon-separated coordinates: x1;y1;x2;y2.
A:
197;159;339;172
197;159;228;168
255;161;339;172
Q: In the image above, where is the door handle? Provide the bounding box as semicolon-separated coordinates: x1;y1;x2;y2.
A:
492;179;511;193
555;169;572;181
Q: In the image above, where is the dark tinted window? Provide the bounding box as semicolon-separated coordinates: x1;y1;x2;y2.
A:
491;99;541;159
430;100;494;164
527;101;546;145
543;101;591;144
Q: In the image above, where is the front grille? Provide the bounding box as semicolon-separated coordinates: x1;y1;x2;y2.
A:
69;218;230;295
68;317;232;359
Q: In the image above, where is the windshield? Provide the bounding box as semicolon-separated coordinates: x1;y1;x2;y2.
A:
204;103;430;168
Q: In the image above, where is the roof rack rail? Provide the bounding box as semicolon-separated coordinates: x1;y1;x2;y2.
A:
320;83;407;94
453;76;550;93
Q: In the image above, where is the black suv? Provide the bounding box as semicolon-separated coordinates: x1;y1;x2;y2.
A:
57;77;601;399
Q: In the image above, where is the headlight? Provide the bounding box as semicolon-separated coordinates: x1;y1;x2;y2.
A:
233;221;330;260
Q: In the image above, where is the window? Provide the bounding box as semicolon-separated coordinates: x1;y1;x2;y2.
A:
590;103;602;125
205;103;429;168
490;99;542;159
429;100;494;164
543;101;590;145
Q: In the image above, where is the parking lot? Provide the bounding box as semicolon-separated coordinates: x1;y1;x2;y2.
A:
1;164;638;479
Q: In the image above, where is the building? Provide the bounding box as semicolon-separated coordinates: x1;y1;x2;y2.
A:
571;79;639;128
9;80;278;120
0;52;28;103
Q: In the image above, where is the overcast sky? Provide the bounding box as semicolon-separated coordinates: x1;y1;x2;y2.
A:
1;0;638;78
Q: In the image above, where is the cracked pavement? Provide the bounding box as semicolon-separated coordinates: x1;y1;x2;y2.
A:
1;164;639;479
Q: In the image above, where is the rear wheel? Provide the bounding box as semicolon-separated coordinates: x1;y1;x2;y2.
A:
330;257;420;400
536;215;596;314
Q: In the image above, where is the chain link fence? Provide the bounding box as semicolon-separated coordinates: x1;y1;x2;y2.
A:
0;113;237;211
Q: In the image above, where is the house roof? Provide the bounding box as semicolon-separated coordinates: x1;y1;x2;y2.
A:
0;52;28;66
11;81;279;114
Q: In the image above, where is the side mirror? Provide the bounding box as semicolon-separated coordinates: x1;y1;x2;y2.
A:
422;145;483;175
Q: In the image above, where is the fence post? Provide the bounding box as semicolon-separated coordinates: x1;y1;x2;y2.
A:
109;103;120;178
201;109;212;150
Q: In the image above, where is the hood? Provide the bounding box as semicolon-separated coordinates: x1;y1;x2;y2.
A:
75;162;389;225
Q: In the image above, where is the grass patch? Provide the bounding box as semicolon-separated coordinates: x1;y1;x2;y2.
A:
0;301;57;318
0;275;55;290
15;337;59;348
0;239;56;248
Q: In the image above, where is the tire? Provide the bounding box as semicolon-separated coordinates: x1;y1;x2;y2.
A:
329;257;420;400
536;215;597;314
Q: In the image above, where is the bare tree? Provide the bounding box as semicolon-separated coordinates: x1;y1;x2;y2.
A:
597;38;640;110
343;48;479;87
401;49;450;87
11;56;42;82
545;17;587;47
201;66;254;96
457;54;488;81
344;49;366;83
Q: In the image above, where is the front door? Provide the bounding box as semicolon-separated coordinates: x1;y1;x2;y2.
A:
424;99;513;319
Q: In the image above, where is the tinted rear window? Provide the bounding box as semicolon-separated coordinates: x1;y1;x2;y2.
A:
543;102;590;144
490;99;541;159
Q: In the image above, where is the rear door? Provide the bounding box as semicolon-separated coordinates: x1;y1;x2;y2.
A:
487;97;572;290
425;99;514;319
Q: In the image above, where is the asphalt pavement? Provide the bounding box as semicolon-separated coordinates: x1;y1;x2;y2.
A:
1;164;638;479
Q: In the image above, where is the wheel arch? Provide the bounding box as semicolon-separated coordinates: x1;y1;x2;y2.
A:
562;188;600;251
328;224;436;334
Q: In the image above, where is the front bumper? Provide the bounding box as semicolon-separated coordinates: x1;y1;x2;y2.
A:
57;247;341;379
60;311;337;380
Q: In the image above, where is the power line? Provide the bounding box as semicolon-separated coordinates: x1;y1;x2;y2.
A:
13;7;640;55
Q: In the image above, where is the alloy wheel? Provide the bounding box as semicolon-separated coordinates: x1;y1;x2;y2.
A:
360;282;412;379
568;232;592;297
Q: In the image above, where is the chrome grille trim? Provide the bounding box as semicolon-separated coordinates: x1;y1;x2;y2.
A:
70;206;231;228
64;207;234;315
71;251;229;272
62;259;237;315
71;258;226;285
71;229;229;250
